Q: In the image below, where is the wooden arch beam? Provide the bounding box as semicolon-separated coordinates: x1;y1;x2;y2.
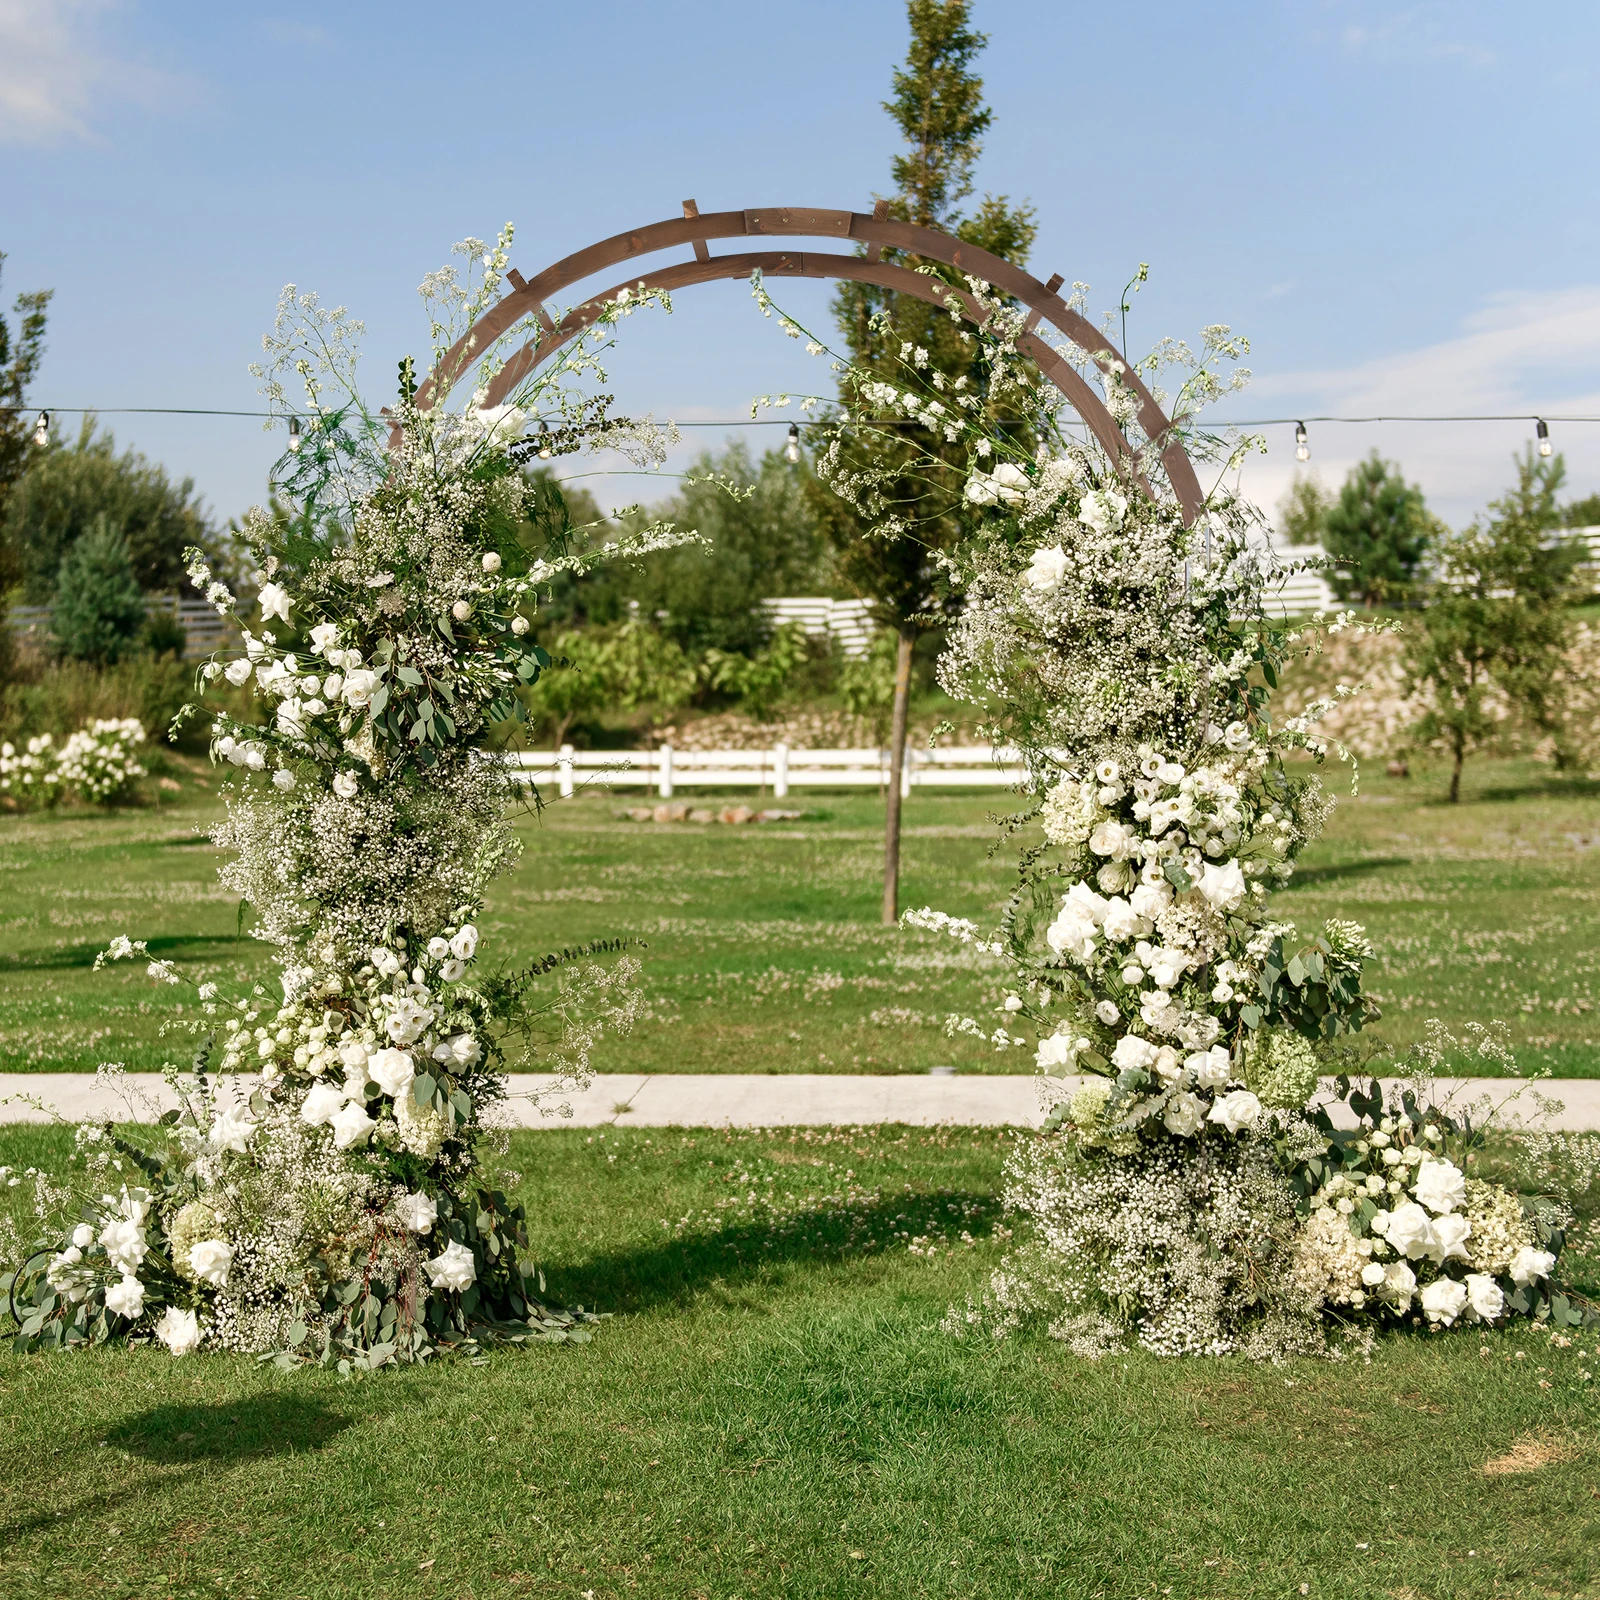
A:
411;206;1204;526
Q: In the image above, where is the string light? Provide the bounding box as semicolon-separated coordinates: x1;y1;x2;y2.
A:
1536;417;1553;458
1294;421;1309;462
785;422;801;464
32;411;49;447
288;416;302;453
537;421;553;460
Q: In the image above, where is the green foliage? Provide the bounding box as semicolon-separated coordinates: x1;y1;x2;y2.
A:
1322;451;1434;605
1275;472;1333;549
699;621;811;720
836;624;901;742
3;417;214;603
521;620;698;743
1559;490;1600;528
50;516;146;666
1407;448;1587;798
0;252;51;574
0;654;209;749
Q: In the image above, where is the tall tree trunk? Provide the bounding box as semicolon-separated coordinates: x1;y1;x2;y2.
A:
881;627;915;925
1449;730;1464;804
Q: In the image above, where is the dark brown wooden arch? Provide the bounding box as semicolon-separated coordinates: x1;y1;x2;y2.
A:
411;203;1204;526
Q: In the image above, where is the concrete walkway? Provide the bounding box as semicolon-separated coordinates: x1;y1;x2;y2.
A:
2;1073;1597;1130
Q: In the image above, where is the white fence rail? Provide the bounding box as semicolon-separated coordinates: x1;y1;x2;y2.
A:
510;744;1027;799
7;596;238;658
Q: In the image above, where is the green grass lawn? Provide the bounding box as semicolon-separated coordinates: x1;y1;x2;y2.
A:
0;1120;1595;1600
1;757;1598;1077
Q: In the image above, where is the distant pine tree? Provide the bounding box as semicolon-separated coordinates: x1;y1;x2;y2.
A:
51;515;146;665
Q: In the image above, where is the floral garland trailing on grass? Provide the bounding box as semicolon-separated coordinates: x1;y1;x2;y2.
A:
756;267;1588;1358
4;229;691;1365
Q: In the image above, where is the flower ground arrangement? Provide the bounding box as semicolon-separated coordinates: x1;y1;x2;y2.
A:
5;232;687;1365
758;267;1592;1357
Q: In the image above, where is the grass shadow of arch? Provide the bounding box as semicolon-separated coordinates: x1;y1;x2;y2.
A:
551;1187;1001;1316
2;934;249;973
106;1391;354;1465
1283;856;1412;888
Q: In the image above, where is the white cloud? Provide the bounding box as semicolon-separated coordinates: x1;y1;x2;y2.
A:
0;0;177;145
1233;286;1600;530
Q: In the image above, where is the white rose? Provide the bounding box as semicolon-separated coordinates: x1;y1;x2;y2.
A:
71;1222;94;1249
1036;1032;1077;1070
1382;1260;1417;1306
223;658;253;686
448;924;479;960
154;1306;202;1355
1185;1046;1233;1090
309;621;341;656
1129;881;1172;920
1094;1000;1120;1026
208;1106;257;1153
1139;988;1178;1030
1464;1273;1505;1322
1025;544;1070;592
1163;1091;1205;1136
1089;821;1134;860
441;1033;481;1069
1432;1212;1471;1263
300;1081;347;1126
332;772;359;800
339;1036;371;1070
397;1192;438;1233
1206;1089;1261;1134
425;1238;477;1292
1360;1262;1387;1287
1196;859;1248;912
330;1101;375;1150
1414;1158;1467;1216
369;947;403;978
105;1277;145;1319
341;668;379;708
1385;1201;1440;1261
272;769;296;792
1111;1034;1158;1073
1046;904;1098;962
188;1239;234;1288
1419;1276;1469;1325
1508;1246;1555;1287
1100;897;1146;943
258;582;292;623
368;1047;416;1098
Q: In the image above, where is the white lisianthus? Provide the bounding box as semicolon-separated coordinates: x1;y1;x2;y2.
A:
208;1106;257;1154
1414;1158;1467;1216
154;1306;202;1355
1025;544;1070;592
1100;897;1146;943
258;582;292;623
224;658;253;687
300;1081;347;1126
1508;1246;1555;1287
1046;903;1098;961
71;1222;94;1249
188;1239;234;1288
448;924;479;960
1206;1089;1261;1133
368;1047;416;1098
332;772;359;799
426;936;451;961
341;668;379;708
439;957;468;983
273;769;296;791
1464;1273;1505;1321
397;1191;438;1233
425;1238;477;1291
1094;1000;1120;1026
1419;1276;1469;1325
1144;946;1188;990
384;998;435;1045
330;1101;376;1150
1129;880;1172;920
432;1033;481;1069
309;621;340;655
1076;487;1128;535
105;1277;145;1319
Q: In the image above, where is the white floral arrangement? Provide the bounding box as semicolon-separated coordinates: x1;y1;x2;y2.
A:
760;269;1592;1357
0;718;147;808
4;231;688;1365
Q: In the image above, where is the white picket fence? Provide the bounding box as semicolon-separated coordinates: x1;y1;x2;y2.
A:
510;744;1026;799
7;596;237;657
760;596;877;657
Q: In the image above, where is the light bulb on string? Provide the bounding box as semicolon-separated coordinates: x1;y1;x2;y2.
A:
785;422;801;465
288;416;302;454
32;411;49;448
1536;418;1553;458
537;421;553;460
1294;421;1310;463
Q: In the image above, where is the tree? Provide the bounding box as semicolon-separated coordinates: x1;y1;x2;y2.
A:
1276;473;1332;549
3;418;212;603
818;0;1036;922
1321;451;1433;606
51;515;147;666
1406;448;1585;801
0;251;51;551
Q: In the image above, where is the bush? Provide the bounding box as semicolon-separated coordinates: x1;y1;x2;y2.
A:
51;516;145;664
0;655;199;749
0;717;147;808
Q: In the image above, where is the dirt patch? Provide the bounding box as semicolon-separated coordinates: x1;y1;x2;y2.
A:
1483;1430;1579;1475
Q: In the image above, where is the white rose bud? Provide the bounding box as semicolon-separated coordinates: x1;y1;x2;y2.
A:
511;615;530;636
451;600;472;622
481;551;502;573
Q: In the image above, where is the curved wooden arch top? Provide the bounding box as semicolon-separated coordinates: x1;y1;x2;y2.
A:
411;205;1203;526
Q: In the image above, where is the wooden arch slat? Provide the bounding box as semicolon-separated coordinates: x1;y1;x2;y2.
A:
409;207;1204;525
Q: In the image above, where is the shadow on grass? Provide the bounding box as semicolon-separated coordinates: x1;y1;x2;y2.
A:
1423;773;1600;806
1;1393;354;1546
552;1188;1000;1315
1284;855;1411;888
0;934;245;972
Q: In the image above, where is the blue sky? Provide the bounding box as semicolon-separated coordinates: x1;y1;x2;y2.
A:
3;0;1599;533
